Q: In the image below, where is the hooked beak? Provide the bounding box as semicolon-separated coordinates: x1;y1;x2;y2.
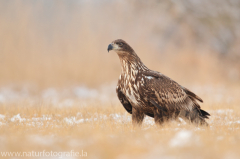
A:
107;44;113;52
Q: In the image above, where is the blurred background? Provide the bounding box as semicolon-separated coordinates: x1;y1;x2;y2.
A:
0;0;239;89
1;1;240;158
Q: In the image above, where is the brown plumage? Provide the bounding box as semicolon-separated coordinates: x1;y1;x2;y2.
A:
108;39;210;126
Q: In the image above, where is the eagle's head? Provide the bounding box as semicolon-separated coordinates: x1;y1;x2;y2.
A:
108;39;134;54
108;39;147;70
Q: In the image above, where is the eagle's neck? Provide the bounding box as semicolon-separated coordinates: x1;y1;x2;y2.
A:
118;52;149;79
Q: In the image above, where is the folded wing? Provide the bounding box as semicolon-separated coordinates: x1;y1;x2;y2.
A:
139;71;210;119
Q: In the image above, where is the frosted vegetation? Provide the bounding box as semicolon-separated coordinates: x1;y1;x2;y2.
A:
0;0;240;158
0;84;239;158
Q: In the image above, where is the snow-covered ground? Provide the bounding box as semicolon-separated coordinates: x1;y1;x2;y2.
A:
0;84;239;128
0;84;238;106
0;110;239;129
0;84;119;106
0;84;239;159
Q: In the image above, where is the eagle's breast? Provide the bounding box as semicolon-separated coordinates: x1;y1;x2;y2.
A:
118;63;141;106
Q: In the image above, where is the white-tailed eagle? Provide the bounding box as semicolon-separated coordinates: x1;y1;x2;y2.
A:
108;39;210;126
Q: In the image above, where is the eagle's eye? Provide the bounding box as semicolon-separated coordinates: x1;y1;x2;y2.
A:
118;42;123;47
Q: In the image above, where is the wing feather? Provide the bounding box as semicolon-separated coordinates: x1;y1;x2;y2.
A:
116;86;132;114
141;71;198;112
181;86;203;103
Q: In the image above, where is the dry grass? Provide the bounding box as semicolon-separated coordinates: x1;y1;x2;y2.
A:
0;85;240;159
0;97;240;159
0;1;240;159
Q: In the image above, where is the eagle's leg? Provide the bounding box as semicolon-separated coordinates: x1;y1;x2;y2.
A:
153;108;168;125
132;107;144;126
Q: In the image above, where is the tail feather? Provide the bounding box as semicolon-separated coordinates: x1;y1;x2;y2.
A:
179;108;210;126
191;108;209;126
200;109;210;119
181;86;210;124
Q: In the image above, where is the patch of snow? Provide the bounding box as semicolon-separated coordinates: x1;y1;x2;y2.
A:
144;116;155;126
169;130;193;147
0;114;5;120
0;84;119;105
109;113;131;123
59;99;74;107
42;88;58;99
41;88;59;105
228;120;240;125
0;122;6;126
110;113;123;123
0;95;5;103
32;115;52;122
0;88;23;103
29;135;55;146
110;113;121;120
10;114;26;122
73;86;98;99
64;117;85;125
98;83;117;102
76;112;82;117
215;109;233;114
